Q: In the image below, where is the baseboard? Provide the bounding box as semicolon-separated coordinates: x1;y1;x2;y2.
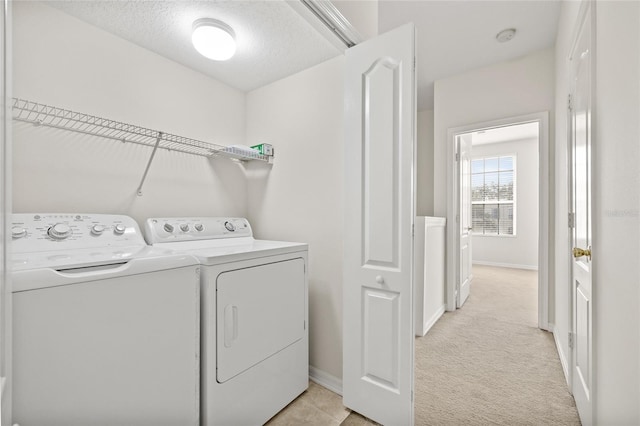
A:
472;260;538;271
419;304;446;336
309;366;343;396
553;329;570;386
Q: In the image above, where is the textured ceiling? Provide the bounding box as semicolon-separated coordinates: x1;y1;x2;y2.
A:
47;1;560;111
378;0;561;111
47;0;343;92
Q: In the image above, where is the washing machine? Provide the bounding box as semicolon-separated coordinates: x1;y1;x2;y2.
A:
144;217;308;426
11;213;201;426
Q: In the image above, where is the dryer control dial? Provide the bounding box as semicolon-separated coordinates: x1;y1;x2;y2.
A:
224;221;236;232
48;223;72;240
180;224;190;232
91;225;106;236
11;226;27;239
163;223;174;233
113;224;126;235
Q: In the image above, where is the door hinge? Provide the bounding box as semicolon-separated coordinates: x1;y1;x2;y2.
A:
304;320;306;330
413;57;416;73
455;153;460;162
568;212;575;228
568;331;575;349
412;223;415;237
568;94;572;111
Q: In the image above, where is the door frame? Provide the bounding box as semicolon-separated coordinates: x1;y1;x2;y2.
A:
446;111;551;331
1;0;11;423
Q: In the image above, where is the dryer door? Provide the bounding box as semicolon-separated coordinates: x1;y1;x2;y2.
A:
216;258;305;383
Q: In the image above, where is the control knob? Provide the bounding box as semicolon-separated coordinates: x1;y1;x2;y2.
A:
224;221;236;232
195;223;204;232
180;224;190;232
163;223;174;233
11;226;27;239
91;225;106;236
48;223;72;240
114;224;126;235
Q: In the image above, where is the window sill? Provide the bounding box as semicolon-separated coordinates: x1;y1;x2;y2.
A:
472;233;517;238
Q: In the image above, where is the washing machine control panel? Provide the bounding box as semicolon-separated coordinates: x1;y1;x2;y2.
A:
144;217;252;244
11;213;146;253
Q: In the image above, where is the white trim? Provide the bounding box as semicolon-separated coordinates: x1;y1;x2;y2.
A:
286;0;363;51
472;261;538;271
554;329;571;387
447;112;549;331
420;305;446;336
1;2;11;424
309;366;342;396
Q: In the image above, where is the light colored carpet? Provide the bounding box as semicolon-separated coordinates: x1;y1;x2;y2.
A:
344;265;581;425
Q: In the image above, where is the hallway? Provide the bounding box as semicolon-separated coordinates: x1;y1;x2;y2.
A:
414;265;580;425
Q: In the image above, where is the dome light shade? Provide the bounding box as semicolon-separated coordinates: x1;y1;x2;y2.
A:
192;18;236;61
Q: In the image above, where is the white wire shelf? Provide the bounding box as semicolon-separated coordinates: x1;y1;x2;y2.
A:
12;98;273;195
11;98;270;162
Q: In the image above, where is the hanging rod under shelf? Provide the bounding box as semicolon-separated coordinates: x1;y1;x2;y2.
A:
11;98;270;162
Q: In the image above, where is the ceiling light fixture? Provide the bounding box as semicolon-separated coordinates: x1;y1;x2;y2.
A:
496;28;516;43
192;18;236;61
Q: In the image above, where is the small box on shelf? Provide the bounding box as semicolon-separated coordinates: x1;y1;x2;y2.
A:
250;143;274;156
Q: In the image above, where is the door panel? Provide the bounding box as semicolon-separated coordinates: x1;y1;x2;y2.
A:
363;59;400;267
569;2;593;424
362;288;400;389
344;23;415;425
576;277;590;390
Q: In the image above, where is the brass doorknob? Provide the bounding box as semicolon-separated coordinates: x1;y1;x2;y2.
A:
573;247;592;260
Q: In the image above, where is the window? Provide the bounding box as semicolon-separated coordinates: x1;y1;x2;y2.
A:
471;156;515;235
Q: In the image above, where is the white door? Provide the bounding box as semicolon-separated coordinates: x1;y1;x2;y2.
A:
343;23;416;425
569;2;593;424
457;134;472;308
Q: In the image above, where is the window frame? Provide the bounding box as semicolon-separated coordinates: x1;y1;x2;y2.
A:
470;154;517;237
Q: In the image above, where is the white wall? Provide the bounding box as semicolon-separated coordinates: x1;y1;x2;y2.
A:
433;48;554;216
12;2;248;224
417;109;434;216
472;138;538;270
433;47;555;321
593;2;640;420
554;1;640;423
245;56;345;381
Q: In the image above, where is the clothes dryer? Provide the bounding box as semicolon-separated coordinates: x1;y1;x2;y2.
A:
144;217;308;426
11;213;200;426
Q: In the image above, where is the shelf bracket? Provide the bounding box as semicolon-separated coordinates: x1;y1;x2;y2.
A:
136;132;163;196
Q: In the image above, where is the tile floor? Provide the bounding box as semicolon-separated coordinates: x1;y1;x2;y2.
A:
265;381;378;426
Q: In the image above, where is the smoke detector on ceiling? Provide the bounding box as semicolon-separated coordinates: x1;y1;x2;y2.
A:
496;28;517;43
